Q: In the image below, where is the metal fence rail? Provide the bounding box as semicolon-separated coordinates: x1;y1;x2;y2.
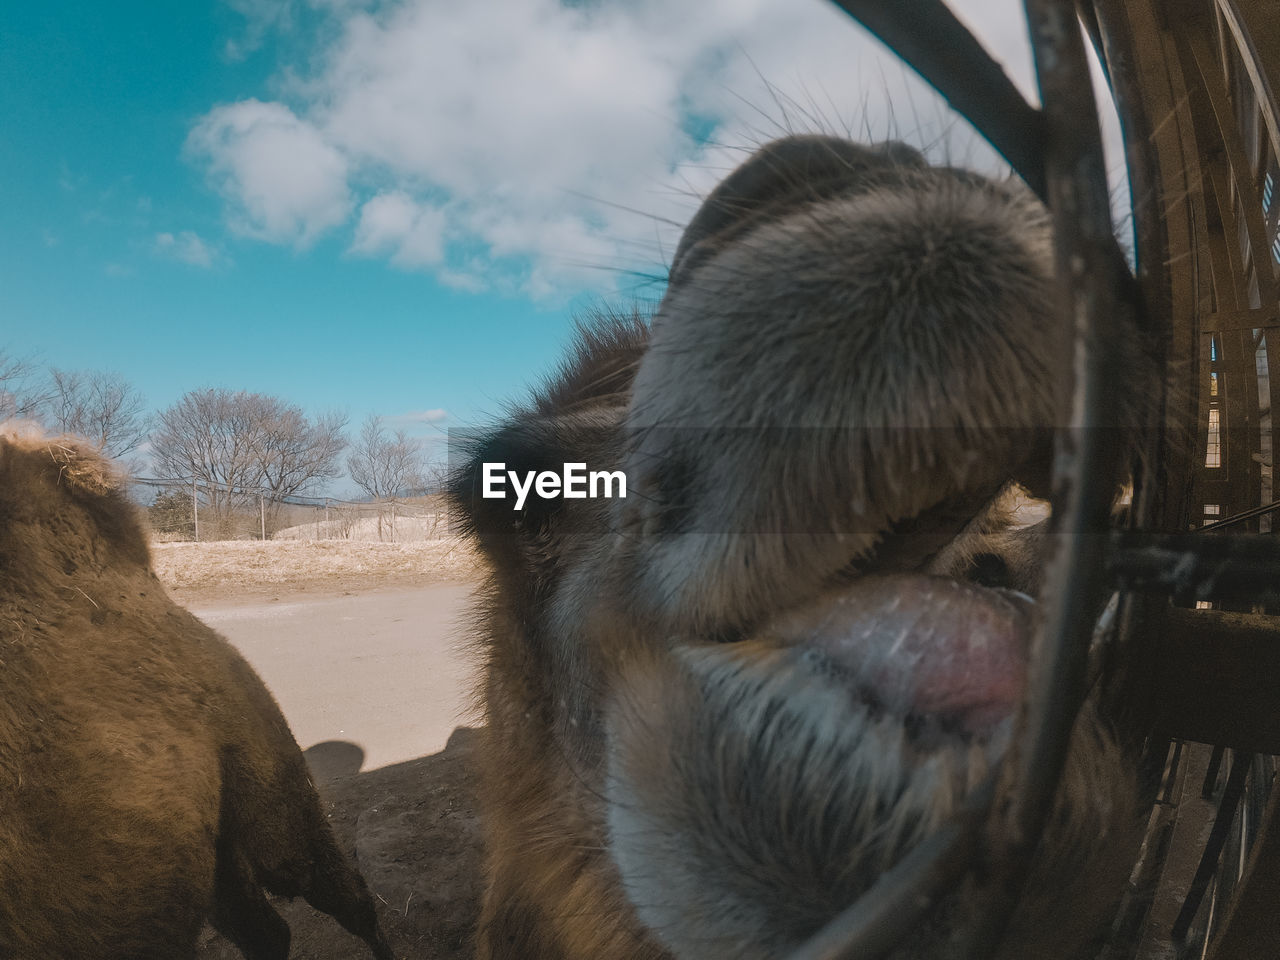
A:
131;475;449;543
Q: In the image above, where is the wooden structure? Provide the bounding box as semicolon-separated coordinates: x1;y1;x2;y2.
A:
1094;0;1279;550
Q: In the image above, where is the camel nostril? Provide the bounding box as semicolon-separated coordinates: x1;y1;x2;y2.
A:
968;552;1010;588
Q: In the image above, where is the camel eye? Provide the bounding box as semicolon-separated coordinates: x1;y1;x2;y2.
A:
621;451;697;538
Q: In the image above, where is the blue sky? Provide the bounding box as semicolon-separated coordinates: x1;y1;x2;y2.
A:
1;0;608;431
4;0;1105;492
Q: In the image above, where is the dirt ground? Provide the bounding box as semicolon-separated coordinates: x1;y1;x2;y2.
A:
197;729;484;960
183;581;488;960
154;538;482;608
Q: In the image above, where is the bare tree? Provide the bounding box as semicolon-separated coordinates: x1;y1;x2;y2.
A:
151;389;347;536
247;400;347;520
43;368;151;460
151;389;262;532
0;349;46;421
346;416;426;541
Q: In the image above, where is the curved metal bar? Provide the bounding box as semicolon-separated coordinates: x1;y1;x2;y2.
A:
797;4;1134;959
782;779;995;960
827;0;1047;200
1172;752;1252;942
959;0;1133;952
1109;531;1280;605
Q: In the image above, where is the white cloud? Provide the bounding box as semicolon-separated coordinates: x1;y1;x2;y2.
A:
399;408;448;424
192;0;1128;298
350;192;446;268
437;268;486;294
222;0;296;60
155;230;221;268
384;408;451;437
187;99;352;247
58;161;83;192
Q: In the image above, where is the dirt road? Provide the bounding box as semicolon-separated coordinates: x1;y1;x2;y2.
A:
190;583;481;772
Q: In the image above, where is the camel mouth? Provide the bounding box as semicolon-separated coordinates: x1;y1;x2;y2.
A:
759;573;1034;738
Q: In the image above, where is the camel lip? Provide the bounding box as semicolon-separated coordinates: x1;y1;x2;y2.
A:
760;573;1035;737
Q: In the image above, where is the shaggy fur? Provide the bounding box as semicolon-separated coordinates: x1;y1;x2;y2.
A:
0;429;392;960
451;135;1147;959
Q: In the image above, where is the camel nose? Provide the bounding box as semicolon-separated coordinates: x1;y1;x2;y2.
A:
614;159;1059;631
667;135;927;288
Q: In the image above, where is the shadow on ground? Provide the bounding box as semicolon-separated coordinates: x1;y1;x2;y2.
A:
196;727;483;960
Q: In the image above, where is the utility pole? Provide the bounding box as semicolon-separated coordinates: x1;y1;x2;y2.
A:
260;492;266;541
192;480;199;542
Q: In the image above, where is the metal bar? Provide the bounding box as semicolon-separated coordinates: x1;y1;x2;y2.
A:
1200;496;1280;530
1087;3;1203;797
808;4;1159;959
1180;23;1280;307
1172;753;1250;942
1220;329;1263;526
826;0;1047;200
1205;757;1280;959
781;780;993;960
1089;0;1199;535
1130;744;1225;959
1199;161;1253;310
1215;0;1280;164
800;3;1092;959
1104;781;1179;958
1271;333;1280;540
1165;741;1188;806
1203;745;1227;799
1109;530;1280;605
961;0;1132;954
1075;0;1110;91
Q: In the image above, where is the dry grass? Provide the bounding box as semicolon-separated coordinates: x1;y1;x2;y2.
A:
151;537;483;601
273;514;446;542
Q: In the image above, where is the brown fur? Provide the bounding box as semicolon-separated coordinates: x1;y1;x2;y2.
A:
0;429;393;960
451;135;1150;959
